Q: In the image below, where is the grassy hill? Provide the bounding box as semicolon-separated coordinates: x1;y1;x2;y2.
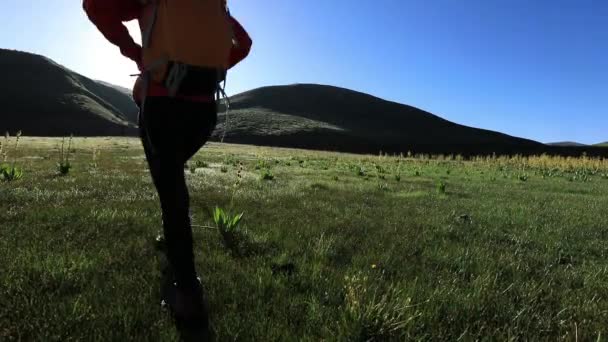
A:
216;84;544;156
2;50;605;157
595;142;608;147
0;49;137;136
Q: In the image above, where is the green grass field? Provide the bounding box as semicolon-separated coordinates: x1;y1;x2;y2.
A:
2;137;608;341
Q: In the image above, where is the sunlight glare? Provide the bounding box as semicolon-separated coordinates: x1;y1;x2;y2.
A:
81;21;142;89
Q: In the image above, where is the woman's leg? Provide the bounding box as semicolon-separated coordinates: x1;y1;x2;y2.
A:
140;97;217;290
180;101;218;162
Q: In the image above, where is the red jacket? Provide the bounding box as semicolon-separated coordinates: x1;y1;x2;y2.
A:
83;0;252;103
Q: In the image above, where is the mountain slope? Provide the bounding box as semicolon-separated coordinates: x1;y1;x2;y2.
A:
216;84;543;155
1;50;603;157
548;142;588;147
0;49;137;136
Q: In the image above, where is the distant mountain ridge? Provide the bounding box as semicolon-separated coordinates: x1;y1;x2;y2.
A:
547;142;588;147
1;49;606;157
212;84;548;155
0;49;137;136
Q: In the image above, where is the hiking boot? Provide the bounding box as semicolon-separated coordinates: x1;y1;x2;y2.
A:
161;277;209;328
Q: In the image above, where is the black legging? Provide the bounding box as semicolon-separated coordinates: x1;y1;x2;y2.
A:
139;96;217;290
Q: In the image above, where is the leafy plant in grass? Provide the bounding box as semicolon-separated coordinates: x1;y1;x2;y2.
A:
259;168;274;181
436;181;446;194
57;135;73;175
220;166;228;173
188;158;209;173
214;162;249;254
223;154;238;167
375;164;386;174
1;164;23;182
393;156;403;182
1;131;24;182
89;147;98;170
255;159;268;170
195;160;208;168
357;166;366;177
570;170;591;182
214;206;245;252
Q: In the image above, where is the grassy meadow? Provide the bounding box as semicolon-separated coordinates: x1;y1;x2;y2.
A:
1;136;608;341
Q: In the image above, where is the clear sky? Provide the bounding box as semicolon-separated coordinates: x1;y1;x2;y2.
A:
1;0;606;144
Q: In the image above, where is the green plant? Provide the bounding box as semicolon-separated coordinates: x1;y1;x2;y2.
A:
255;159;268;170
436;181;446;194
518;174;529;182
357;167;366;177
1;131;24;182
0;164;23;182
89;147;98;170
223;154;238;167
260;169;274;181
210;161;249;254
195;160;208;168
57;162;71;175
220;166;228;173
57;135;73;175
214;206;245;251
394;156;403;182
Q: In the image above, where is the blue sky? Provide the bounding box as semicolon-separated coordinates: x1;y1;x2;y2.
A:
1;0;606;144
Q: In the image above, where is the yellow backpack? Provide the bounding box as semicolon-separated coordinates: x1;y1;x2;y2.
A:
140;0;233;96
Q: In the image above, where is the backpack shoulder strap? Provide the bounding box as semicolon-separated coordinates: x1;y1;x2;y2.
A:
142;1;158;49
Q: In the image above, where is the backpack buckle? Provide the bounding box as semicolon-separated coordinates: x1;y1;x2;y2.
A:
164;62;189;97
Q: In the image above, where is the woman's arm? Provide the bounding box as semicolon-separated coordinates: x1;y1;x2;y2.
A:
228;16;253;69
83;0;143;67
